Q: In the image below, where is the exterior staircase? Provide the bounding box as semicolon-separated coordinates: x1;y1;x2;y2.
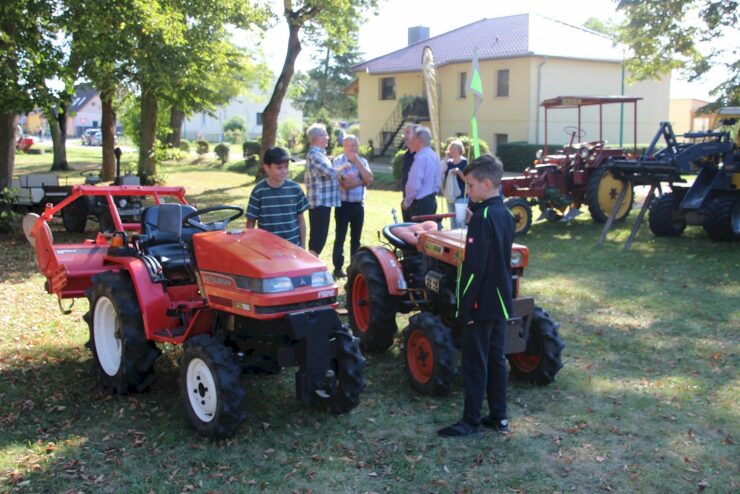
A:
375;97;429;157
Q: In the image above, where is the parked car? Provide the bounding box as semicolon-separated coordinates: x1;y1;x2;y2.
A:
89;131;103;146
81;128;101;146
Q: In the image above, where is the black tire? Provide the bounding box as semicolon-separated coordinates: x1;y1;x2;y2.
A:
62;198;88;233
345;250;398;353
179;334;246;439
314;328;367;414
402;312;457;396
84;271;161;394
586;167;634;223
507;307;564;385
648;192;686;237
504;197;532;236
703;195;740;241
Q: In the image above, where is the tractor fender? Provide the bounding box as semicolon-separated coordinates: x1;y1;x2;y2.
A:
357;246;407;295
103;257;180;340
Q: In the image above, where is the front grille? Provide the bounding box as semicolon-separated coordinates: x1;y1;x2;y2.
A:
209;295;233;307
255;297;336;315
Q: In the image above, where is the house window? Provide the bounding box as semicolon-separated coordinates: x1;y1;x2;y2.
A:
380;77;396;100
459;72;467;98
496;69;509;97
495;133;508;151
92;120;99;127
256;112;263;126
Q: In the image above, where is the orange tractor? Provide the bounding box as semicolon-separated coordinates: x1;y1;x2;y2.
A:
345;215;564;395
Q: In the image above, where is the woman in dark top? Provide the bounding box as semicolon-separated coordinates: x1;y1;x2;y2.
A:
442;140;468;228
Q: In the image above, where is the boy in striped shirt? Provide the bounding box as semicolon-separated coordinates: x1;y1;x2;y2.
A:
246;147;309;247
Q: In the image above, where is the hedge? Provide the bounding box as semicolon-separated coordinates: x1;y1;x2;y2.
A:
497;142;541;173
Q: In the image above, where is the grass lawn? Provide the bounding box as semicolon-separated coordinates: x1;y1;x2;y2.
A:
1;150;738;493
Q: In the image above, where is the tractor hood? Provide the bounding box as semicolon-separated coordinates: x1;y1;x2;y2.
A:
192;228;326;278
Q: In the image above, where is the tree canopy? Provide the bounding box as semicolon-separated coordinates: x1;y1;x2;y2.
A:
616;0;739;105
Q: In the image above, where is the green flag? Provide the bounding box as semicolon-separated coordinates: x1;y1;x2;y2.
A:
469;48;483;158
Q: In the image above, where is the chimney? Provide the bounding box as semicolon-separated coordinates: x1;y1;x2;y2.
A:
408;26;430;46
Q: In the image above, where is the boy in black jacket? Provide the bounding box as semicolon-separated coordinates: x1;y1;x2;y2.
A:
438;154;514;438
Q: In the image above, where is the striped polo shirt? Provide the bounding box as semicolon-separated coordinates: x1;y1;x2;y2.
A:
246;178;309;246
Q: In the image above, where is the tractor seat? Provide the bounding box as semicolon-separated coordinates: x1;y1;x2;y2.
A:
383;221;438;249
140;203;200;280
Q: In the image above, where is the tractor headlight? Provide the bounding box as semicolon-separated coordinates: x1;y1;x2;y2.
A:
579;148;589;160
262;277;294;293
311;270;334;287
118;198;128;208
535;149;543;160
511;251;524;267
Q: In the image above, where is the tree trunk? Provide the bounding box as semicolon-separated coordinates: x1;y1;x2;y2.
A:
0;112;18;190
167;108;185;148
261;22;302;156
101;92;117;181
138;86;158;183
49;105;69;171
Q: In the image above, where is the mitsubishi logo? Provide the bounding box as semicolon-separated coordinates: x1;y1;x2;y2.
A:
299;278;307;286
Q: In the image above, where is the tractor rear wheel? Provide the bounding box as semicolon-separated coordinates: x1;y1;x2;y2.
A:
346;250;398;353
586;167;633;223
84;271;161;394
507;307;564;385
179;334;246;439
314;328;366;414
62;198;88;233
402;312;457;396
703;195;739;241
648;192;686;237
504;198;532;236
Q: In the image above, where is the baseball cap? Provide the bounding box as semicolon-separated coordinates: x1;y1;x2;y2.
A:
263;147;294;164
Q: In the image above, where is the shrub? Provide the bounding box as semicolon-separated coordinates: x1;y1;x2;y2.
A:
278;119;303;152
179;139;190;153
196;140;209;156
359;144;373;158
223;115;247;133
242;140;261;158
224;129;245;145
0;188;21;234
154;141;183;162
348;123;360;138
392;149;406;180
497;142;541;172
245;154;260;173
214;143;230;165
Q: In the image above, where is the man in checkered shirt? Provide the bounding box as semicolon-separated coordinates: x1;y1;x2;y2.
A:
305;123;351;256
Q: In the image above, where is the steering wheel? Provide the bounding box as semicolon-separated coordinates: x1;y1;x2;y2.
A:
563;126;586;139
183;205;244;232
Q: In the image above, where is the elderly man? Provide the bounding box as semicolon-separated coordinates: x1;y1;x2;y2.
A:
402;126;441;220
305;123;351;256
400;123;418;221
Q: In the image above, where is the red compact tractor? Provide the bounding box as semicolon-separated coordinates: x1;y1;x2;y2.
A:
25;185;365;438
502;96;641;235
345;214;564;395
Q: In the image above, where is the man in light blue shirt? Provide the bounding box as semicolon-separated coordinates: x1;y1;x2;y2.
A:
402;126;441;221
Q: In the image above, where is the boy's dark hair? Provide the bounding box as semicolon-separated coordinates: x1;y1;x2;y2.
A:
463;154;504;186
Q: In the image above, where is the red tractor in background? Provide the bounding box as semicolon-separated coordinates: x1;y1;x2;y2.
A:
345;214;564;396
25;185;366;438
502;96;641;235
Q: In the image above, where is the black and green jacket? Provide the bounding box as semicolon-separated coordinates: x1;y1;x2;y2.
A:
457;195;514;324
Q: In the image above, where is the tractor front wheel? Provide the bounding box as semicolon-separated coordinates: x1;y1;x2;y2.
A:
346;251;398;353
586;167;633;223
314;328;367;414
507;307;564;385
84;271;161;394
703;195;739;241
648;192;686;237
62;198;88;233
504;198;532;236
179;334;246;439
402;312;457;396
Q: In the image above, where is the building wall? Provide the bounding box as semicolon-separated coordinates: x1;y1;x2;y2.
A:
356;56;670;154
66;94;103;137
182;95;303;142
669;99;712;135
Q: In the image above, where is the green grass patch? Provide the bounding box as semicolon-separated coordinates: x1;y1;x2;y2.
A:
1;152;737;493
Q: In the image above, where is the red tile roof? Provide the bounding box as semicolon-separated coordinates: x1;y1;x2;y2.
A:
354;13;621;74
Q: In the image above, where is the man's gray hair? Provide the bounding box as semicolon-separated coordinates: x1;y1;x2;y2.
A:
343;134;359;146
414;126;432;146
306;123;327;143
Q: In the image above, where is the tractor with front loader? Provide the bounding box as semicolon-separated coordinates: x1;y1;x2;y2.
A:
24;185;366;438
502;96;641;235
345;214;564;396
